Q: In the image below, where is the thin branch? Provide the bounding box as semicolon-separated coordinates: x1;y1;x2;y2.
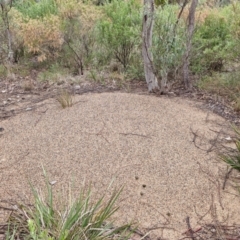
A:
186;216;195;240
222;167;233;190
119;132;152;138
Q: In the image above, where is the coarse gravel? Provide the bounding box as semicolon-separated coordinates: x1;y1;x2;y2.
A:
0;92;239;239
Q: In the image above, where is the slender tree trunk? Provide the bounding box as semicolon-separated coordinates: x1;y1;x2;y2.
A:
183;0;198;90
142;0;159;93
0;0;13;63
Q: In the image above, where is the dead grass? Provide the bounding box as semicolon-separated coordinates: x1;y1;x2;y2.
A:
56;90;73;108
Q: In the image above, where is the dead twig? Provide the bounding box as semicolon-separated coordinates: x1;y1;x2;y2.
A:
190;127;208;152
222;167;233;190
119;132;152;138
34;108;48;127
185;217;195;240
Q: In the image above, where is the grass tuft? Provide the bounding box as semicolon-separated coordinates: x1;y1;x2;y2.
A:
56;90;73;109
221;126;240;172
4;169;133;240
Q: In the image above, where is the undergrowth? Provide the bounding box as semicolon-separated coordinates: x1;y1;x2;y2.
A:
4;169;133;240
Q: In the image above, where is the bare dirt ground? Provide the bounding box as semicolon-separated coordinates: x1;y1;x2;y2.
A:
0;77;240;239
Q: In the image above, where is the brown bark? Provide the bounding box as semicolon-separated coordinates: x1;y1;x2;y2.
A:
142;0;159;93
183;0;198;90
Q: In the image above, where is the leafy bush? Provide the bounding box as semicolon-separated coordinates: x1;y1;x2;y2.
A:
5;170;133;240
13;0;58;19
224;2;240;61
57;0;101;74
9;8;63;62
191;10;231;74
153;4;186;87
96;0;141;70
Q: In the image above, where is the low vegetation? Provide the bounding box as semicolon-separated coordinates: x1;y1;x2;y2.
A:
4;169;133;240
56;90;73;109
0;0;239;106
222;126;240;172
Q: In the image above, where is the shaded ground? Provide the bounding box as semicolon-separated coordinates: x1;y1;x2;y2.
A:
0;73;239;124
0;88;240;239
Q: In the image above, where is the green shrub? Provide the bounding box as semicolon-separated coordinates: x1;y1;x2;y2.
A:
191;10;231;74
221;127;240;172
57;0;101;75
13;0;58;19
5;170;133;240
96;0;141;70
153;4;186;85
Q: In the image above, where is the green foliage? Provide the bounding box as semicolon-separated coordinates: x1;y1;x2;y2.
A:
225;2;240;60
191;11;231;74
37;63;70;82
57;0;100;75
153;4;186;83
198;71;240;111
13;0;58;19
96;0;141;70
5;169;133;240
221;127;240;172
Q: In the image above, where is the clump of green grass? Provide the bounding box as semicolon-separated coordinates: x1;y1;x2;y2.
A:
4;169;133;240
221;126;240;172
56;90;73;109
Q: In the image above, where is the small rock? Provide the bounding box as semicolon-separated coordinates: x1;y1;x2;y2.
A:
1;90;6;93
3;101;7;105
26;107;32;111
225;136;232;141
74;85;81;90
49;180;57;185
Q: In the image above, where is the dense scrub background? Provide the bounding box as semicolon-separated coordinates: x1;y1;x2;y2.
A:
0;0;240;109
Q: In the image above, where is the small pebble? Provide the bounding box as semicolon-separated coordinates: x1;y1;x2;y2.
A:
74;85;81;90
49;180;57;185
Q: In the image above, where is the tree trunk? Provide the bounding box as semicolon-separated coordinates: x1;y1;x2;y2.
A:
0;0;13;63
142;0;159;93
183;0;198;90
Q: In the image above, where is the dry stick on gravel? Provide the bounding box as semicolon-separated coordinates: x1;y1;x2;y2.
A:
119;132;152;138
194;194;214;223
80;122;110;143
190;127;223;154
185;216;195;240
190;127;211;152
222;168;233;190
197;162;224;210
34;108;48;127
